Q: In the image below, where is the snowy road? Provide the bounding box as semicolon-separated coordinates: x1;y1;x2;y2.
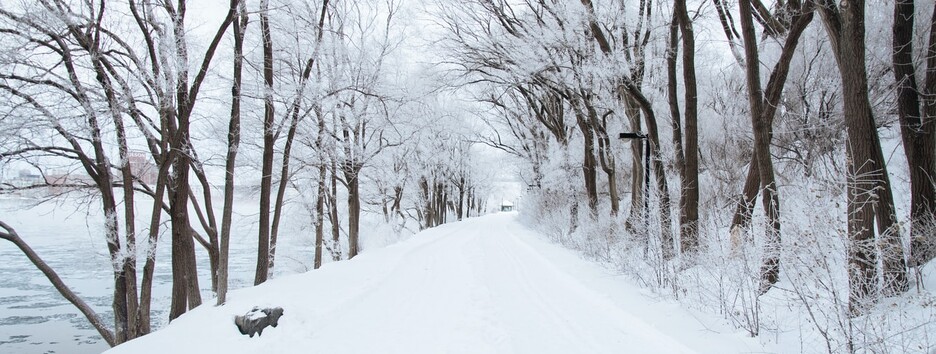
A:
105;213;765;354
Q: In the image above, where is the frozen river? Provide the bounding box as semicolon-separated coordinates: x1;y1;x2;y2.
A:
0;195;319;354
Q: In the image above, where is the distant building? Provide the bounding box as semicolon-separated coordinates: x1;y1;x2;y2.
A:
7;169;43;188
17;169;41;181
128;151;158;184
47;172;92;194
500;200;514;212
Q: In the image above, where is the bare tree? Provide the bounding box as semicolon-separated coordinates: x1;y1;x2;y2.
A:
327;0;404;258
0;1;153;341
315;105;328;269
727;0;814;249
255;0;276;285
252;0;332;282
816;0;908;313
0;0;237;340
737;0;781;292
217;0;249;305
734;0;816;291
127;0;239;320
672;0;700;256
267;0;331;276
892;0;936;267
579;0;675;256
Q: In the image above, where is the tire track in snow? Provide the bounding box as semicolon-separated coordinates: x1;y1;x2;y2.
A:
482;227;609;353
481;217;701;353
308;219;494;354
307;223;472;323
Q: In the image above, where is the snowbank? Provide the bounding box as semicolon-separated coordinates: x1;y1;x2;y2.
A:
104;213;763;354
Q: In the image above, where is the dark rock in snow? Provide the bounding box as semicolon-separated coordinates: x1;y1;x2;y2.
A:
234;307;284;338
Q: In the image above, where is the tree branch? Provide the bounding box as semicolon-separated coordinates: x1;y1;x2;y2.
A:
0;221;116;347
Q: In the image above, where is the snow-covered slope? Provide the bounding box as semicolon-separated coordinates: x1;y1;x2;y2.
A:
104;213;765;354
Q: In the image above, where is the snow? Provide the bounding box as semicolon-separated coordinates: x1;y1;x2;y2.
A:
244;308;268;321
104;213;763;354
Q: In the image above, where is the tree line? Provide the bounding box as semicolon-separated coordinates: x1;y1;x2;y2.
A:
438;0;935;323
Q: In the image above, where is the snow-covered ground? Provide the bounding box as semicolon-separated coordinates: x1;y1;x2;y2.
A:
104;212;764;354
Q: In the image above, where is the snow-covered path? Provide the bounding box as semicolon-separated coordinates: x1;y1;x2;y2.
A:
105;213;765;354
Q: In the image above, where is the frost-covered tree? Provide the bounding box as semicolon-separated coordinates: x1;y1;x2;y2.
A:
892;0;936;267
0;0;239;342
816;0;908;313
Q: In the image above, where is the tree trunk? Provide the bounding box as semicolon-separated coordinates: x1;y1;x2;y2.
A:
818;0;907;313
893;0;936;267
156;0;238;320
667;13;686;179
255;0;274;285
586;98;619;216
329;160;341;261
382;190;391;223
457;177;465;220
607;167;619;215
77;103;130;341
168;131;200;320
713;0;746;65
189;166;221;295
435;182;447;226
184;229;202;309
168;13;202;320
72;22;133;339
666;9;689;260
616;88;674;258
674;0;700;256
620;75;674;259
314;105;327;269
87;40;138;339
420;176;432;229
270;0;329;273
738;0;781;293
729;4;814;250
99;189;129;342
139;152;169;333
126;0;166;327
115;119;141;340
623;97;644;229
217;0;247;306
466;188;474;218
347;166;362;258
576;111;599;215
315;161;326;269
269;105;300;275
729;160;760;248
598;134;619;216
